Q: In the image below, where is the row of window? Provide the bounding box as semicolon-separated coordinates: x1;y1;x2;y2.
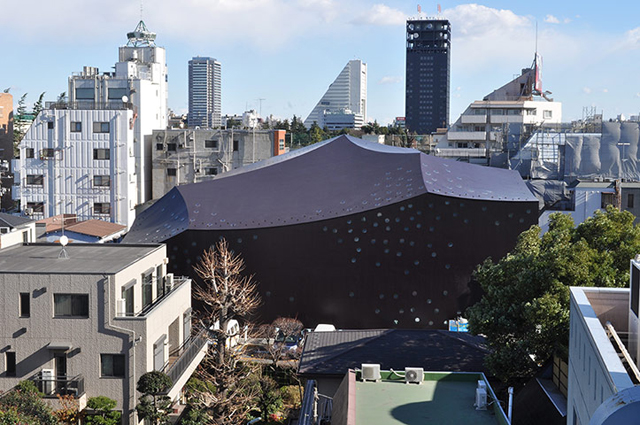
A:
18;293;88;318
167;167;218;176
26;175;111;187
24;148;110;160
156;139;238;151
3;352;124;378
39;121;110;133
25;202;110;215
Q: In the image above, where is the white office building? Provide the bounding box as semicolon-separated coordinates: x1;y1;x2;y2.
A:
12;21;168;228
304;59;367;130
188;57;222;129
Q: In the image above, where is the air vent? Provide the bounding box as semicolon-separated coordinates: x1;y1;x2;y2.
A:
361;363;381;382
404;367;424;384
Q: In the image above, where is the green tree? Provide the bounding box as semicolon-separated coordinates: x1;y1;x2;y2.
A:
32;92;45;118
13;93;28;156
308;122;326;145
255;374;282;423
0;381;57;425
85;396;121;425
136;371;173;425
467;207;640;383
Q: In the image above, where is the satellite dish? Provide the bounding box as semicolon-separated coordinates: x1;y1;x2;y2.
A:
60;235;69;246
121;95;129;103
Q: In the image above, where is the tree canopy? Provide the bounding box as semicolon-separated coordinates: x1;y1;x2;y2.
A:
467;206;640;382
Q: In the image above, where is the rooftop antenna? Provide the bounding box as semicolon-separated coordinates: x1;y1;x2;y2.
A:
437;4;442;16
58;215;69;259
535;20;538;55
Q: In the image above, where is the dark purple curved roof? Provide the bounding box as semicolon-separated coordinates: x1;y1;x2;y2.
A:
125;135;535;243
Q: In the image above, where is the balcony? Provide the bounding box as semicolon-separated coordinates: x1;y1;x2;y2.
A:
117;275;190;318
30;372;85;398
434;148;487;158
447;131;486;141
45;100;133;111
460;114;487;124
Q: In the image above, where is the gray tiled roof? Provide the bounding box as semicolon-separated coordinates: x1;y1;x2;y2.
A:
298;329;490;376
0;213;34;228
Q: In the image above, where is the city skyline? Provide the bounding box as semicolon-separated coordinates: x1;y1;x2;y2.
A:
4;1;640;125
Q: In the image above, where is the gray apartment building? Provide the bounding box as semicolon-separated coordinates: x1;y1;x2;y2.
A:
150;128;287;199
0;243;207;424
188;57;222;129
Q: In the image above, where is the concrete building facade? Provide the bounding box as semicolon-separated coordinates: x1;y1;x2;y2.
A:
0;93;14;209
405;18;451;135
304;60;367;130
0;243;206;424
188;57;222;129
151;128;287;199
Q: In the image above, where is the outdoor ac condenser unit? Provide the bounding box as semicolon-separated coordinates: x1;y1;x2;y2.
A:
475;387;488;410
166;273;174;290
41;369;54;395
117;298;127;316
404;367;424;384
361;364;381;382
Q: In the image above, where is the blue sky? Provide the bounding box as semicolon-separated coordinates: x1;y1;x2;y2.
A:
4;1;640;125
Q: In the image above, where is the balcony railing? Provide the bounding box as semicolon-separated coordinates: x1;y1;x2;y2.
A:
45;100;133;111
118;276;189;318
163;329;209;387
29;372;85;398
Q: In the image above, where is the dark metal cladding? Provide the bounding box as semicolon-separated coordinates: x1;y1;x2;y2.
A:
125;135;538;328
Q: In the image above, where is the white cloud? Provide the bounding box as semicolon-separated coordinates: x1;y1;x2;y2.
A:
623;27;640;49
378;76;402;84
544;15;560;24
603;88;609;93
583;87;592;94
351;4;406;26
563;18;572;24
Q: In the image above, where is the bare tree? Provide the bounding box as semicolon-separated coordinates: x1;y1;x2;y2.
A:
266;317;304;371
193;238;261;365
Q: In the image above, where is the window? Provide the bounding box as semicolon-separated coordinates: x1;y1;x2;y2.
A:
26;175;44;186
26;202;44;213
41;148;55;159
94;203;110;215
142;272;153;308
167;143;177;151
279;138;285;150
47;121;54;130
205;139;218;148
22;231;29;243
167;168;176;177
601;193;615;209
107;88;128;100
205;168;218;176
629;194;635;209
233;140;239;151
93;175;111;187
122;284;134;316
70;122;82;132
54;294;89;317
93;149;110;160
93;122;110;133
156;143;164;151
543;110;553;119
101;354;125;377
19;293;30;317
26;148;34;158
156;265;164;298
5;352;16;377
75;88;95;100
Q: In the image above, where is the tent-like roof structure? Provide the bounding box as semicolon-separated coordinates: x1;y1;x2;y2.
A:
125;135;535;243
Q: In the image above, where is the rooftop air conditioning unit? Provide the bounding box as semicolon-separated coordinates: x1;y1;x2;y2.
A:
475;381;487;410
361;364;381;382
405;367;424;384
41;368;54;395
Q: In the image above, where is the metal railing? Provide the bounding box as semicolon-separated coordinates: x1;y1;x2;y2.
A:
46;100;133;111
118;276;189;318
164;329;209;386
29;372;85;398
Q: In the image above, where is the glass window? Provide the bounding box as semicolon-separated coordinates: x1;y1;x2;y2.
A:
233;140;239;151
156;143;164;151
19;293;30;317
26;148;34;158
6;352;16;377
156;265;164;299
629;194;635;209
107;88;128;100
93;149;110;160
47;121;54;130
70;122;82;132
167;143;177;151
54;294;89;317
93;175;111;187
26;202;44;213
93;122;110;133
167;168;176;177
205;168;218;176
40;148;55;159
26;175;44;186
543;110;553;119
205;139;218;148
122;284;134;316
75;88;94;100
142;272;153;308
601;193;615;209
101;354;125;377
94;203;111;215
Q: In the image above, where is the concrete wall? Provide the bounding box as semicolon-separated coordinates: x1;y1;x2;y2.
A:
567;287;634;425
0;222;36;249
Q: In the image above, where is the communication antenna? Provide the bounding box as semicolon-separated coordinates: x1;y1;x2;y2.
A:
140;0;144;21
59;235;69;259
535;21;538;54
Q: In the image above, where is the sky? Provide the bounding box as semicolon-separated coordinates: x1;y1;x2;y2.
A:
3;1;640;125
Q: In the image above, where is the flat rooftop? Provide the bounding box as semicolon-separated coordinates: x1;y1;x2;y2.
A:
352;371;508;425
0;243;163;274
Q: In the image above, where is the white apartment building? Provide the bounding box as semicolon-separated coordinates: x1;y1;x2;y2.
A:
434;64;562;164
188;57;222;129
13;21;167;227
13;108;137;228
304;59;367;130
0;243;206;424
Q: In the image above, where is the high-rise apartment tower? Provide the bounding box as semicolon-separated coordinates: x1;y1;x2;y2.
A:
405;18;451;134
188;57;222;129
